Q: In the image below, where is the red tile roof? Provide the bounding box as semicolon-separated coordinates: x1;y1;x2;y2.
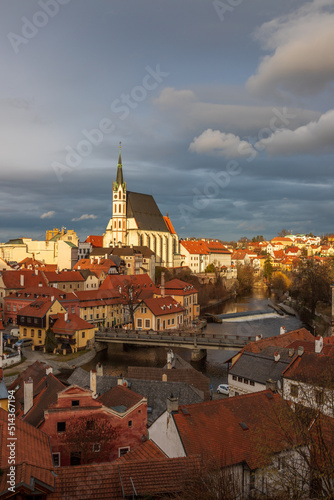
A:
164;278;198;295
50;456;200;499
173;391;297;470
43;270;85;283
181;240;230;255
163;215;176;234
115;440;166;462
0;408;55;495
0;270;47;290
100;273;159;298
18;298;56;318
243;328;314;355
283;351;334;384
85;235;104;247
98;385;145;410
142;296;184;316
53;313;96;334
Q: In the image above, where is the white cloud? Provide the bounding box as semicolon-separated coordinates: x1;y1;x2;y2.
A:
247;0;334;96
40;211;55;219
189;129;257;159
255;109;334;156
154;88;320;134
71;214;97;222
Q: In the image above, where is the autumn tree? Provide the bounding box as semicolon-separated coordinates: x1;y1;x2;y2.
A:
291;258;334;315
45;327;57;353
271;272;291;297
237;264;254;294
59;415;119;465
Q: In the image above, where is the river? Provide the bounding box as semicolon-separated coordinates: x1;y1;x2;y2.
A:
80;288;304;390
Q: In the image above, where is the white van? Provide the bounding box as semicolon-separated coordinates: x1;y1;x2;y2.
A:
10;328;20;338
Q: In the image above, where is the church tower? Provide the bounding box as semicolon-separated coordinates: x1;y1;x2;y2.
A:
103;143;127;247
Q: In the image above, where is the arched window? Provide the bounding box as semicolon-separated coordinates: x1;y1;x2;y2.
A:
119;204;122;213
119;220;121;228
114;204;117;214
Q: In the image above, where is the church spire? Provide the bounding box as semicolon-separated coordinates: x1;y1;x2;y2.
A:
115;142;124;187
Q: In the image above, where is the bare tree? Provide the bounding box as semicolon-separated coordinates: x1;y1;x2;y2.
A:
59;415;119;464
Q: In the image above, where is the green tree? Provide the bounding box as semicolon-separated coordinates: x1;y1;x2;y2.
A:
205;263;216;273
263;255;274;281
45;327;57;353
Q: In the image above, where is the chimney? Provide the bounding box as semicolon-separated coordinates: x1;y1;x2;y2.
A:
315;336;323;354
45;365;53;375
96;362;103;377
78;265;81;270
280;326;286;335
167;394;178;414
90;257;94;264
161;272;165;298
51;296;54;302
35;269;38;276
97;256;101;264
64;311;68;322
266;379;277;392
162;374;167;382
24;378;33;415
20;274;24;287
255;334;262;342
289;348;295;358
274;352;280;362
298;346;304;356
90;370;97;396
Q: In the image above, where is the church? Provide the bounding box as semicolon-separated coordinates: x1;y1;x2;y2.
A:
103;145;179;268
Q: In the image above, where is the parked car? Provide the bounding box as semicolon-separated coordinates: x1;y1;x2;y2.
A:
10;328;20;338
14;338;33;349
217;384;229;395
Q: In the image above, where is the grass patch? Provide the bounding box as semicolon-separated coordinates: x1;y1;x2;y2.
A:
48;349;91;362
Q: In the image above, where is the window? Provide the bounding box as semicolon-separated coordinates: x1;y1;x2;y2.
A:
250;472;255;491
82;331;85;338
71;307;75;314
31;329;34;337
23;328;27;337
118;447;130;457
137;319;143;328
128;420;132;428
13;305;16;312
250;381;255;386
144;319;150;329
232;375;237;381
38;330;42;338
52;453;60;467
167;319;170;326
7;304;11;311
93;443;100;453
71;400;79;407
244;379;249;385
238;377;242;382
57;422;66;432
290;384;299;398
70;452;81;466
86;420;94;430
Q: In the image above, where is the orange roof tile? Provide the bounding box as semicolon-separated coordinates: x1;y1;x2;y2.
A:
43;270;85;283
85;235;104;247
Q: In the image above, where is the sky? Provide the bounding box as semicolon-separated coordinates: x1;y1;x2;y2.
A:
0;0;334;244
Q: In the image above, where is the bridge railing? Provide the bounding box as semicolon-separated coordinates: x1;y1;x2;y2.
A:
95;328;255;345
